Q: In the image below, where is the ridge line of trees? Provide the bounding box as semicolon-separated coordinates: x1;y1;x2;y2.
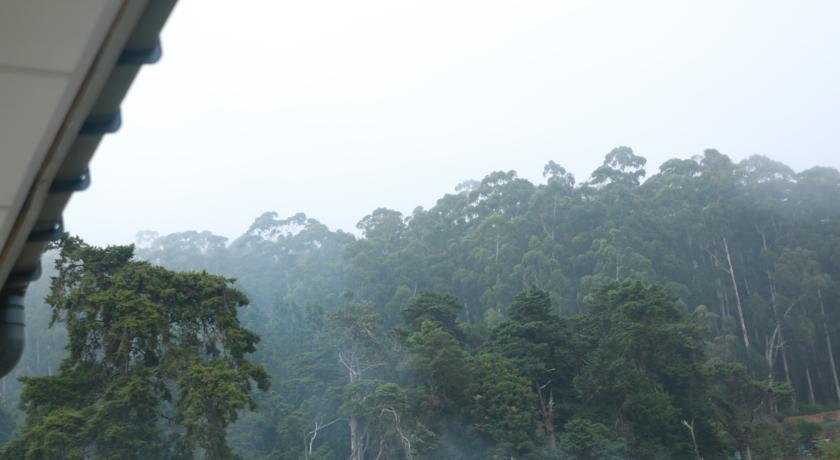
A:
3;148;840;458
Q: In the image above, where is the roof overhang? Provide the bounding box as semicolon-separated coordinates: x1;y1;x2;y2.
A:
0;0;177;377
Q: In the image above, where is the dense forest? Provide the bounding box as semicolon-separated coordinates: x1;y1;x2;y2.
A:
3;148;840;459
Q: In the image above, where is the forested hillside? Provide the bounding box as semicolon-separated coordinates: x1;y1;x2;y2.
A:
3;148;840;458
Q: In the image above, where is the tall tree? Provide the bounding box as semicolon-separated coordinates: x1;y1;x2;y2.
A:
575;281;716;459
488;287;575;453
1;237;269;460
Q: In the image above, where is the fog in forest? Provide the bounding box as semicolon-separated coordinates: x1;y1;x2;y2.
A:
4;1;840;459
63;0;840;246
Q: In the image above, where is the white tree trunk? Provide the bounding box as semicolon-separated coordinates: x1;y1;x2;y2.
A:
767;273;793;385
818;290;840;402
350;416;364;460
723;236;749;349
806;367;817;405
536;382;557;451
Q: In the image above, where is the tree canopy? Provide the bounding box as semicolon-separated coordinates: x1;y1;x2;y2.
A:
4;149;840;458
1;237;268;460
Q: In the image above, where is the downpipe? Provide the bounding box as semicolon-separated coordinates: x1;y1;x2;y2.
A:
0;292;24;378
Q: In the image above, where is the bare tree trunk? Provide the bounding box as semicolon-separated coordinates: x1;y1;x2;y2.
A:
737;441;752;460
723;236;749;349
350;417;364;460
766;333;777;386
781;342;792;388
382;407;414;460
813;342;827;386
765;304;796;414
615;252;620;282
715;278;728;319
35;335;41;370
306;418;342;459
681;419;703;460
340;350;368;460
806;367;817;405
374;439;385;460
760;225;794;403
536;383;557;451
540;215;555;241
780;328;795;411
765;327;783;414
767;272;793;386
818;289;840;402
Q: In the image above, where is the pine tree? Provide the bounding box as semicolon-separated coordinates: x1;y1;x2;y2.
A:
1;237;269;460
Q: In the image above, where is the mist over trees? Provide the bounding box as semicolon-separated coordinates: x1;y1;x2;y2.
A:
3;148;840;458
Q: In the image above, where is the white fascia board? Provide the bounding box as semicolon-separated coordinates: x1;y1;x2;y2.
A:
0;0;150;286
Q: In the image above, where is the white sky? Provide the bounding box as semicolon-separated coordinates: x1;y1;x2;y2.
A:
65;0;840;246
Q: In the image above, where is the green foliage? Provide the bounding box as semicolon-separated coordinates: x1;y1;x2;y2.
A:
405;320;467;413
0;400;16;446
6;150;840;458
401;292;463;335
818;435;840;459
465;353;540;459
797;420;823;448
507;286;552;322
558;417;624;460
589;146;647;187
1;237;268;459
705;361;789;459
575;282;712;458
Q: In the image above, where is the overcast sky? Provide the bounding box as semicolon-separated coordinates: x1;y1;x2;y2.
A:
64;0;840;246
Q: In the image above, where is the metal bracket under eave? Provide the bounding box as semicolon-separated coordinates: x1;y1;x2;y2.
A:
118;39;163;66
80;111;122;136
28;220;64;243
5;261;42;290
49;169;92;194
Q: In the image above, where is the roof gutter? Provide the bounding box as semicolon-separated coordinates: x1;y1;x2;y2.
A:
0;293;24;378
